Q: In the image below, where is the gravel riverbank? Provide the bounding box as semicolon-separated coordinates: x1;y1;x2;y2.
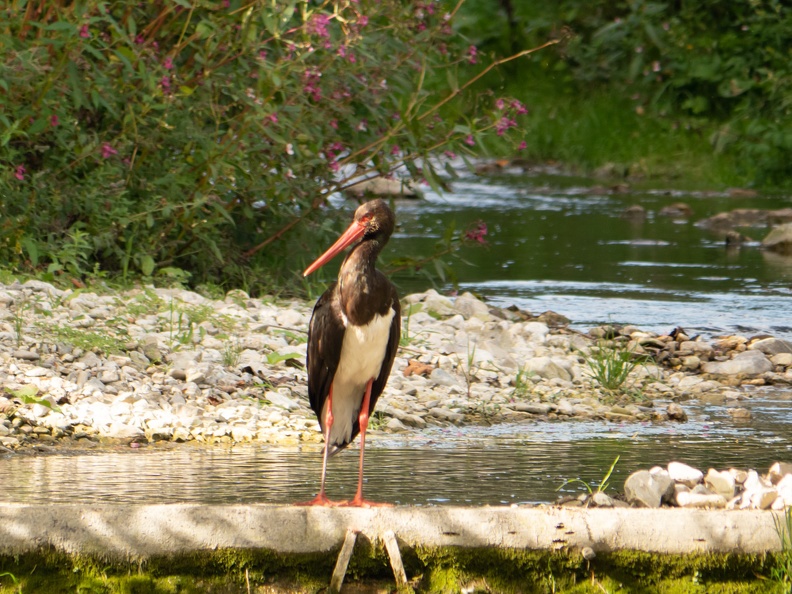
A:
1;279;792;509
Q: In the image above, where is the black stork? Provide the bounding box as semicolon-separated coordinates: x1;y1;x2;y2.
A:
301;199;401;507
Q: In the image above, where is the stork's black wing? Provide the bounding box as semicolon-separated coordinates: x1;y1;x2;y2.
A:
306;283;345;430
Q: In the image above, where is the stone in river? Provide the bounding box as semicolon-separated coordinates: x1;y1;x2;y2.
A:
667;461;703;487
768;462;792;485
624;469;674;508
701;350;772;375
675;491;727;508
666;403;687;422
704;468;736;500
748;337;792;355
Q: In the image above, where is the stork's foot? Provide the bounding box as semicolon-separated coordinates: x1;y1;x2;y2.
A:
339;496;394;508
295;493;343;507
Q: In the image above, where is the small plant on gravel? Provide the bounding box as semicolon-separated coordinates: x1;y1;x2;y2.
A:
222;340;242;368
11;294;31;348
772;505;792;586
7;385;61;413
511;365;533;398
44;324;125;355
454;339;480;399
582;341;648;393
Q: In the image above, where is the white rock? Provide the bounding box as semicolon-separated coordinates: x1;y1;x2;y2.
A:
704;468;736;499
700;349;772;375
675;491;726;508
522;357;571;381
667;461;703;487
265;391;299;410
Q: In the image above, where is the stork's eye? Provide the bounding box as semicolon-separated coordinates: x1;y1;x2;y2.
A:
360;214;373;224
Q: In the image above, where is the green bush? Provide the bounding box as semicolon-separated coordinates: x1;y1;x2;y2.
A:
0;1;527;291
458;0;792;185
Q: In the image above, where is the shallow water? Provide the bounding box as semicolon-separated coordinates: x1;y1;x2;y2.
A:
3;172;792;506
384;170;792;339
2;389;791;505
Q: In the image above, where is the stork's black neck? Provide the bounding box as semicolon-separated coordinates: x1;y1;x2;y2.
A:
337;236;392;326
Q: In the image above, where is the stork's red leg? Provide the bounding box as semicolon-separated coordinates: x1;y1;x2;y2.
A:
296;387;339;506
342;379;392;508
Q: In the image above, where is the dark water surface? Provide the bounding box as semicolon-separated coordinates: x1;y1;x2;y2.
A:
386;170;792;339
2;389;791;505
3;171;791;506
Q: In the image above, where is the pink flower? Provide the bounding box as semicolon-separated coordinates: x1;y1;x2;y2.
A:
79;24;90;38
444;150;457;159
464;134;475;146
161;75;171;92
467;45;477;64
135;34;145;44
390;145;400;155
358;15;369;27
14;165;25;181
50;114;59;127
518;141;527;150
101;143;118;159
266;113;278;124
465;221;488;244
328;159;340;172
329;119;338;129
496;116;517;136
164;57;174;70
495;98;505;110
258;50;268;60
307;13;331;38
511;100;528;115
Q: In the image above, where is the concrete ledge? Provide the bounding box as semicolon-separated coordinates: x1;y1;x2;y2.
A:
0;504;784;559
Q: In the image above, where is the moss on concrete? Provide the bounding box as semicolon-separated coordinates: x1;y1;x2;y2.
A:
0;546;788;593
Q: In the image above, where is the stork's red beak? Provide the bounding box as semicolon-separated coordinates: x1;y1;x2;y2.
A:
303;221;367;276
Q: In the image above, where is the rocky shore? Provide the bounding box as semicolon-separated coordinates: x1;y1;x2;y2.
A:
1;279;792;509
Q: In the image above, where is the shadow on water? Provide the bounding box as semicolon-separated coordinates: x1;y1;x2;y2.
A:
2;389;791;506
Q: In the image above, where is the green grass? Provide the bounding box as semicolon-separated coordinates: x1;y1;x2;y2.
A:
478;65;752;189
581;340;647;395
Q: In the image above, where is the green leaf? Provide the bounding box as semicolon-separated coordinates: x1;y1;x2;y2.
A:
27;117;47;135
195;20;215;39
266;352;302;365
140;255;155;276
21;238;39;266
45;21;77;32
67;62;86;109
433;258;446;283
10;385;38;399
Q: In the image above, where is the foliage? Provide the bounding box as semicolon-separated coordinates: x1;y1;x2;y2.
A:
0;0;530;292
582;340;644;393
457;0;792;185
772;506;792;587
388;218;490;290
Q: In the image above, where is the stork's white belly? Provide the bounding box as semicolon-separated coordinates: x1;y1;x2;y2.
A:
324;308;396;446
